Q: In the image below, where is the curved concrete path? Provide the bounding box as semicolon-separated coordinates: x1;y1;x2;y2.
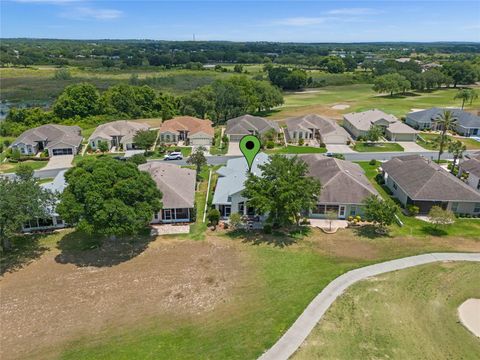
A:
259;252;480;360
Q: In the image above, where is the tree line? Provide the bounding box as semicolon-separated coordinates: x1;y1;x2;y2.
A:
0;76;283;136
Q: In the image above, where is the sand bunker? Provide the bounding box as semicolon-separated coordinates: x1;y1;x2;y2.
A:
331;104;350;110
458;298;480;337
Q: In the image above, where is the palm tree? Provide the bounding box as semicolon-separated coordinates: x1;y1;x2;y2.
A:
454;88;478;109
434;110;457;163
448;140;466;174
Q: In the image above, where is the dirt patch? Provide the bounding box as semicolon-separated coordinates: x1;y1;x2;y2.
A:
331;104;350;110
0;237;246;360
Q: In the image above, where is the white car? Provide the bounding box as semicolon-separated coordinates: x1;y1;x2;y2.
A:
164;152;183;160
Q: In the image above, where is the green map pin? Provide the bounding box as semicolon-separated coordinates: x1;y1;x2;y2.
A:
239;135;261;172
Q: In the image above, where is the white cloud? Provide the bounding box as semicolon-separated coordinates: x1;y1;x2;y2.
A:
327;8;381;16
60;6;123;20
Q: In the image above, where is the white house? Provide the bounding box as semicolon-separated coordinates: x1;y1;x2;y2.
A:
88;121;150;151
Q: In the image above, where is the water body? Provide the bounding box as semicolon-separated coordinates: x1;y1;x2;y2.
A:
0;100;52;120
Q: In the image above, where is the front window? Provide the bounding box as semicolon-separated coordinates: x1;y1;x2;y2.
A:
312;204;326;214
238;202;245;214
477;179;480;190
392;182;397;190
474;203;480;213
350;206;357;216
451;202;459;213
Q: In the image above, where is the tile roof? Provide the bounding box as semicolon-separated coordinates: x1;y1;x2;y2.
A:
299;154;379;204
225;114;280;136
382;155;480;202
159;116;214;137
344;109;398;131
89;121;149;144
13;124;82;148
139;162;196;209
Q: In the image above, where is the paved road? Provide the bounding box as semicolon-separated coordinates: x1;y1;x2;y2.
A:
258;252;480;360
153;150;479;166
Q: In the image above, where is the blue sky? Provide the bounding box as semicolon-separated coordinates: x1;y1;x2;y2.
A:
1;1;479;42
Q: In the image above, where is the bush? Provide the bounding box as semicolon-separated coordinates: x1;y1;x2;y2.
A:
298;138;304;146
319;143;326;148
263;223;272;234
407;204;419;216
11;149;21;160
266;140;275;149
127;154;147;165
207;209;221;229
369;159;377;166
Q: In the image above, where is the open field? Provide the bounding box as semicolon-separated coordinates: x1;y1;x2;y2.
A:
2;219;480;360
268;84;480;120
293;262;480;360
353;142;404;152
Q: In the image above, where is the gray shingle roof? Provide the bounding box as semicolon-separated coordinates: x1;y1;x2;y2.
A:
13;124;82;148
299;154;379;204
407;108;480;128
460;157;480;178
139;163;195;209
89;121;149;144
343;109;398;131
382;155;480;202
225;115;280;136
285;114;351;138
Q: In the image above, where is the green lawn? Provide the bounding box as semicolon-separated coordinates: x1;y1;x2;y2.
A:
269;84;479;119
293;262;480;360
0;159;48;173
353;142;404;152
417;132;480;150
266;145;327;154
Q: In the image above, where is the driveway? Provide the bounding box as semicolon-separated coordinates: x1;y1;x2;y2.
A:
43;155;73;170
326;144;356;153
397;141;432;152
227;141;242;156
258;252;480;360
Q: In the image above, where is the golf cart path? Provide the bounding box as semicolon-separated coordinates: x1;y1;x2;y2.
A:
259;252;480;360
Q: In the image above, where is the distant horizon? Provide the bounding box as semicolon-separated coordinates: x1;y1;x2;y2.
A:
2;1;479;43
2;38;479;45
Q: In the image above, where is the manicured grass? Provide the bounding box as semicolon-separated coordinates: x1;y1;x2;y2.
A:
417;132;480;150
266;145;327;154
0;159;48;173
73;153;125;165
210;127;228;155
269;84;479;119
353;142;404;152
356;160;480;239
294;262;480;360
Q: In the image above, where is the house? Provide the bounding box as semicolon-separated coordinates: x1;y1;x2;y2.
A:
343;109;418;141
225;115;280;142
405;108;480;136
158;116;214;146
212;153;269;219
458;152;480;192
11;124;82;156
300;155;379;219
139;162;196;223
382;155;480;215
22;170;68;231
285;114;350;145
88;121;149;151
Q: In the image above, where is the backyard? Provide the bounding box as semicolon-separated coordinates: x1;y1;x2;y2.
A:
293;261;480;359
417;132;480;150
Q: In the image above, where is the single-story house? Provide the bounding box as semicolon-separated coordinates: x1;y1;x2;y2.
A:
22;170;68;232
285;114;351;145
11;124;83;157
299;154;379;219
212;152;269;220
343;109;418;141
158;116;214;146
88;121;150;151
382;155;480;215
458;152;480;192
225;115;280;142
139;162;196;223
405;108;480;136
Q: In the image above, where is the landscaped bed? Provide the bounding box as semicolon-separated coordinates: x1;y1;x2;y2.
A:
353;142;404;152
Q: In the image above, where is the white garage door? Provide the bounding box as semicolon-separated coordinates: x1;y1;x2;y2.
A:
191;138;211;146
52;148;73;156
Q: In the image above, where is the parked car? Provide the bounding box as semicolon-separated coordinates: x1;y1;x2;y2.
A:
325;152;334;157
164;151;183;160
